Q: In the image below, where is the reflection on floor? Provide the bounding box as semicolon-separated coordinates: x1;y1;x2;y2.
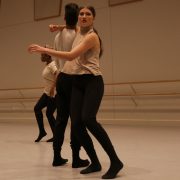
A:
0;122;180;180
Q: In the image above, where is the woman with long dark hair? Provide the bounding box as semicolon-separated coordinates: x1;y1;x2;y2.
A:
28;6;123;179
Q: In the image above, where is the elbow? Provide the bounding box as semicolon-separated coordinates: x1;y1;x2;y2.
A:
68;57;74;61
67;54;76;61
65;52;78;61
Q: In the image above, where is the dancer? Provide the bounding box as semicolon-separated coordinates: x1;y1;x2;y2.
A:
34;51;57;142
28;6;123;179
50;3;89;168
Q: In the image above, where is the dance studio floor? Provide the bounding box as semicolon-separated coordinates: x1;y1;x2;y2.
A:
0;121;180;180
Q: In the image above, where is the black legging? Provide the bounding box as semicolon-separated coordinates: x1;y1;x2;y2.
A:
34;93;56;134
53;73;81;154
71;75;119;163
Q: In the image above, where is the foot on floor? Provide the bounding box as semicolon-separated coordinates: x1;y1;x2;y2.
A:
80;163;102;174
34;132;47;142
101;160;123;179
46;137;53;142
72;159;90;168
52;157;68;166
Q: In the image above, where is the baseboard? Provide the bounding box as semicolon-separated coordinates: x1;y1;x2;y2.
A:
99;118;180;126
1;117;180;127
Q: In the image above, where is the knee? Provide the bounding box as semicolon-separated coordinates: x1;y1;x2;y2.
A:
34;105;39;113
71;121;81;133
46;111;52;118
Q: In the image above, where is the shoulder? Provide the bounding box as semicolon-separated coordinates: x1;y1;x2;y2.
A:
84;32;99;44
63;28;76;35
54;31;61;42
55;30;61;37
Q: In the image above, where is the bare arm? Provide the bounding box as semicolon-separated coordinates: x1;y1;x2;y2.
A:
49;24;79;32
28;33;98;61
49;24;66;32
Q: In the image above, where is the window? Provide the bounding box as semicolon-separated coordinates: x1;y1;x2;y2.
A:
34;0;62;21
109;0;143;7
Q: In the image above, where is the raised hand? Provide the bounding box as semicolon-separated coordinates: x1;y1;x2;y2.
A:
28;44;45;53
49;24;66;32
49;24;60;32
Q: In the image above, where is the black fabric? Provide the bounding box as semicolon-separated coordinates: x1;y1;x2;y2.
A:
71;75;119;162
53;73;81;153
34;93;56;134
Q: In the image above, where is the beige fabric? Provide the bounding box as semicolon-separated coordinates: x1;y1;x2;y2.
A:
53;28;76;72
42;61;57;96
62;29;102;76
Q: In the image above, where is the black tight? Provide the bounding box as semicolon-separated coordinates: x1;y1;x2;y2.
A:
34;93;56;135
71;75;123;178
71;75;119;162
53;73;80;153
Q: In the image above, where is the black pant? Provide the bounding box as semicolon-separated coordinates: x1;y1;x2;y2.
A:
53;73;81;153
34;93;56;135
71;75;119;162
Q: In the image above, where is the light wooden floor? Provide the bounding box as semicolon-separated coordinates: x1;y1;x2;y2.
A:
0;122;180;180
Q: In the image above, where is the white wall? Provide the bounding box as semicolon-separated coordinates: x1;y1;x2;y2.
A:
0;0;180;125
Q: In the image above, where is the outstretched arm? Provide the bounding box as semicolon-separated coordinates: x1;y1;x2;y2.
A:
49;24;66;32
49;24;80;32
28;33;98;61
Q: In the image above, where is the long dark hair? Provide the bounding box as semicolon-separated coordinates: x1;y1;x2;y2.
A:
79;6;103;58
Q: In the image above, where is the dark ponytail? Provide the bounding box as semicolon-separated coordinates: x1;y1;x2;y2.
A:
79;6;103;58
93;28;103;58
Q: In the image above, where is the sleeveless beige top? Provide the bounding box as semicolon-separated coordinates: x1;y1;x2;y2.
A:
61;28;102;76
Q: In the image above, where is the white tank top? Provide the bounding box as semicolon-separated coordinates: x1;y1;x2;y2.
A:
53;28;76;71
42;61;57;96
